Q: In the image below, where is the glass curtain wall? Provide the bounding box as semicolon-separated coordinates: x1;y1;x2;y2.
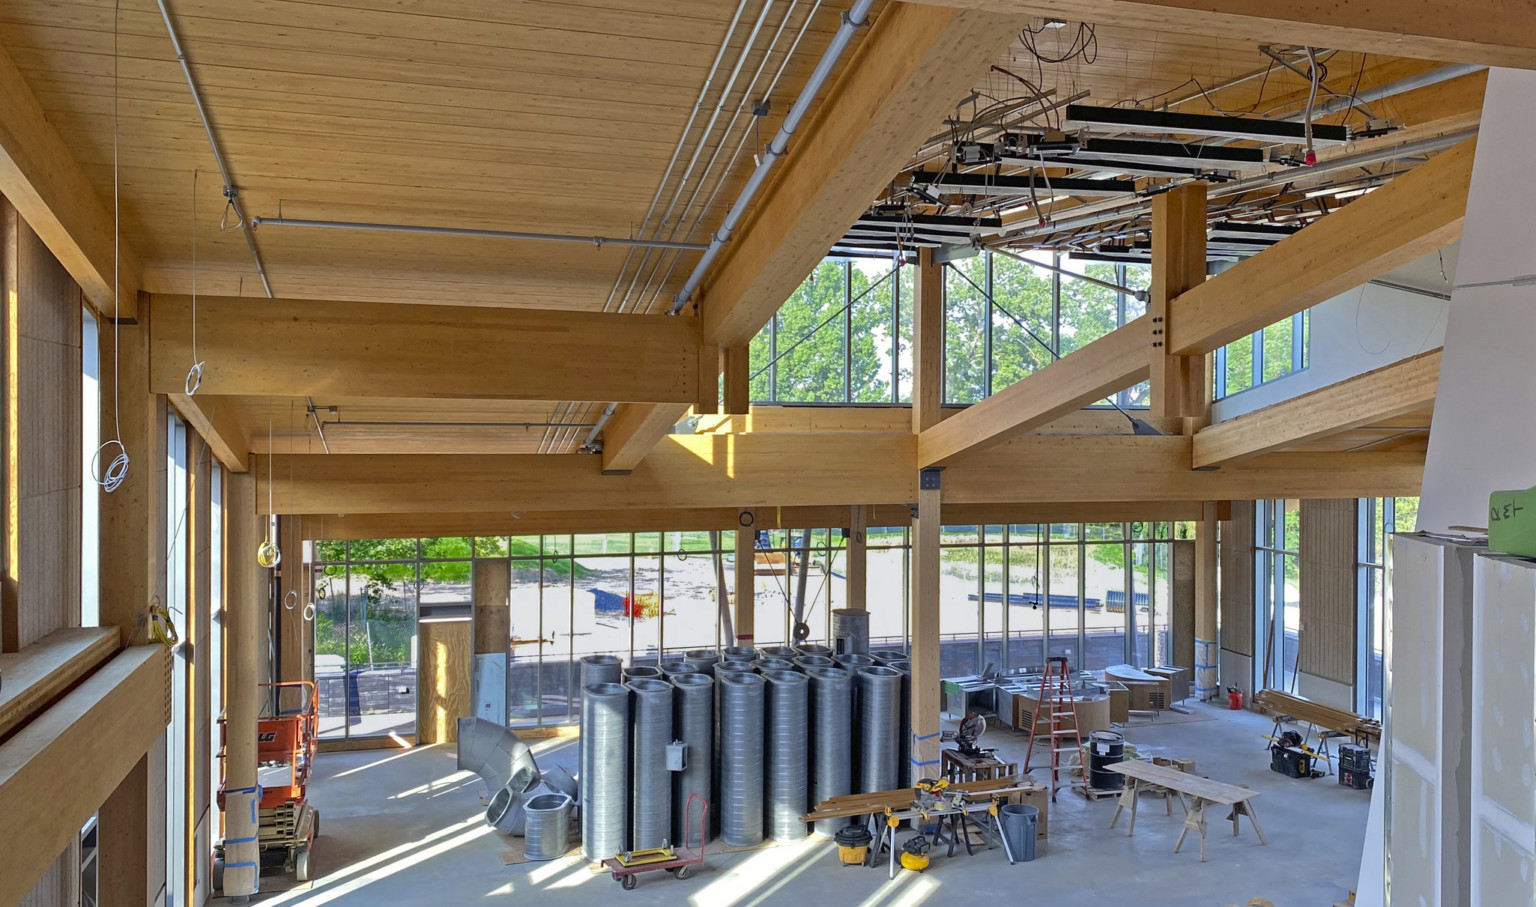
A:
1256;500;1302;690
1358;496;1419;718
749;253;1167;407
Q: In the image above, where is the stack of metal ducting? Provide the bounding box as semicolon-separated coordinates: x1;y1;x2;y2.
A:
671;673;714;847
722;645;756;660
888;660;912;788
835;653;876;672
754;656;795;673
683;649;718;675
795;643;832;657
659;660;694;678
805;666;853;835
717;671;766;846
831;609;870;657
625;665;663;681
758;645;798;659
870;650;907;665
794;654;834;672
580;682;630;861
627;678;673;850
761;670;810;842
577;656;622;799
717;659;757;674
856;666;901;793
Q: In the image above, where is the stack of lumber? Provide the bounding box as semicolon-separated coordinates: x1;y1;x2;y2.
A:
1252;690;1381;740
800;776;1039;823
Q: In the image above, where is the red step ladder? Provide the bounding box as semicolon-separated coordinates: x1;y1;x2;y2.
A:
1022;656;1083;802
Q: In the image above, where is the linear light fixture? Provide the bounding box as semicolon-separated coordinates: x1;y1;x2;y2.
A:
909;172;1137;198
1068;137;1271;171
1062;104;1350;146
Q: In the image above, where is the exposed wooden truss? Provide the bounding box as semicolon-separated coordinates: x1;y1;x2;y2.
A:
1193;348;1442;467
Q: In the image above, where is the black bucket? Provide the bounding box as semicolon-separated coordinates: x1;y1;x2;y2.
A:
1087;730;1125;791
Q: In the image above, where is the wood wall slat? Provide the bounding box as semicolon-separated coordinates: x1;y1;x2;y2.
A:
1220;500;1255;657
1298;498;1358;685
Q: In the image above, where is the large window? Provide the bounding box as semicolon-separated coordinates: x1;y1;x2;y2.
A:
1358;496;1418;718
749;252;1156;408
1256;500;1301;690
1214;311;1310;398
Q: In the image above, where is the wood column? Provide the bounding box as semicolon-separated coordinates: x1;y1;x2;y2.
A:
274;515;310;715
846;505;867;610
1194;501;1220;700
696;343;720;415
722;346;750;416
1149;182;1209;422
471;558;510;723
732;511;755;644
912;248;943;433
97;296;166;907
220;472;260;897
910;470;942;777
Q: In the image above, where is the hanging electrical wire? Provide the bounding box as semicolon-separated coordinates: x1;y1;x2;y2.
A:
94;0;130;494
1303;47;1321;165
185;169;204;395
256;418;281;568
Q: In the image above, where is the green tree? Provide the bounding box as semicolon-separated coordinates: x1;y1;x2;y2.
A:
990;253;1055;392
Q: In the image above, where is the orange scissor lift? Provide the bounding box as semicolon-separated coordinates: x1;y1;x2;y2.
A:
214;681;321;888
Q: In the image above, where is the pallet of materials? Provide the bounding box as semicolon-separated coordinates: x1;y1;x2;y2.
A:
1251;690;1381;741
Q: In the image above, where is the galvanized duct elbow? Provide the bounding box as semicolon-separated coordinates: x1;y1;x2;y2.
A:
456;717;538;796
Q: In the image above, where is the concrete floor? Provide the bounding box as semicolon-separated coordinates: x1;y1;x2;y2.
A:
222;702;1367;907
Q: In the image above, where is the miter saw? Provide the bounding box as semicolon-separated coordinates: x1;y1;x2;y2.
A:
942;712;993;759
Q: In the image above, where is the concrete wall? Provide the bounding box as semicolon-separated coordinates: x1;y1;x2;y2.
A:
1211;248;1452;422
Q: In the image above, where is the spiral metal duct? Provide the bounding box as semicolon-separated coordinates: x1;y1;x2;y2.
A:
856;666;901;793
628;678;674;849
577;656;622;798
794;654;834;672
659;660;694;677
522;793;572;861
754;657;795;673
683;649;718;675
888;660;912;788
835;653;877;671
580;682;629;861
870;650;907;665
795;644;832;657
717;671;766;846
831;609;870;657
625;665;663;680
718;659;757;674
762;670;810;841
805;666;853;835
671;673;714;847
723;645;756;660
758;645;797;659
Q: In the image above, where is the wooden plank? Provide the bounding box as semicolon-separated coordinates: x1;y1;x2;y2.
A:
913;248;944;433
472;559;510;655
918;319;1151;465
1106;760;1258;804
1192;349;1442;467
722;346;749;416
599;402;690;474
847;505;867;611
148;294;700;403
418;618;472;744
0;645;169;907
1168;140;1473;356
700;3;1024;346
0;37;139;319
0;626;118;740
1149;183;1208;420
901;0;1536;68
167;392;250;474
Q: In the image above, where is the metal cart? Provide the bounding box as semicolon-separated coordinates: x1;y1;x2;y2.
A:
603;794;709;890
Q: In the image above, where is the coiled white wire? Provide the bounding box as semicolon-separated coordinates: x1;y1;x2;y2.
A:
95;0;130;494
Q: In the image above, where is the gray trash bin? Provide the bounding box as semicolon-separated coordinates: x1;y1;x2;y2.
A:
999;804;1038;862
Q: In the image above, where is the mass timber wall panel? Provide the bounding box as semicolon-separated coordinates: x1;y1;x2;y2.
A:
1220;500;1255;658
149;295;701;403
418;618;472;745
2;199;82;651
1298;499;1357;685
